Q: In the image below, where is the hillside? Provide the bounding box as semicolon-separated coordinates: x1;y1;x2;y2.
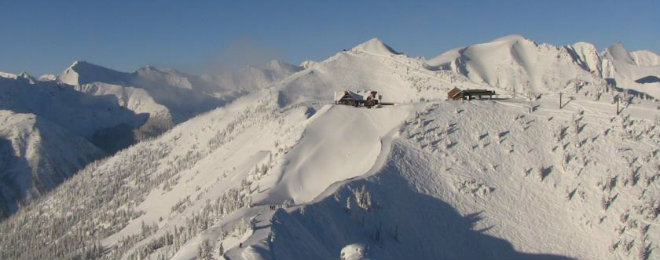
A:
0;76;147;150
0;60;301;219
0;74;146;218
0;110;104;218
0;36;658;260
58;60;302;134
60;61;223;126
264;98;660;260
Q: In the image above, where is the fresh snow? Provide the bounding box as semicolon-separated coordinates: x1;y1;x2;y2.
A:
630;50;660;67
0;59;301;218
0;110;103;218
0;35;658;260
351;38;402;55
268;104;411;203
427;35;660;99
601;44;660;98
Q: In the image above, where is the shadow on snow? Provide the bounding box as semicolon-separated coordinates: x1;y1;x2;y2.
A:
264;142;573;260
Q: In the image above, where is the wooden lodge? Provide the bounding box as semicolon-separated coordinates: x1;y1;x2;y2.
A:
335;90;364;106
335;90;389;108
447;87;495;100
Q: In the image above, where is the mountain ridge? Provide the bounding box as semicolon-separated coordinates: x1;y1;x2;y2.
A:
0;35;658;260
0;59;302;219
426;34;660;99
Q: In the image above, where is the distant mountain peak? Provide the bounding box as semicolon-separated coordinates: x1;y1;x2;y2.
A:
60;60;130;86
66;60;116;73
0;71;35;83
352;38;401;55
571;41;599;52
38;74;58;81
493;34;527;42
70;60;86;67
0;71;18;79
603;42;635;65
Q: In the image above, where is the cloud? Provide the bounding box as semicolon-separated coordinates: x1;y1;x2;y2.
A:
203;37;283;73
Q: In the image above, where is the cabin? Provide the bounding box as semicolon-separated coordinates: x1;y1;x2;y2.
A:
335;90;388;108
335;90;364;106
447;87;495;100
447;87;463;100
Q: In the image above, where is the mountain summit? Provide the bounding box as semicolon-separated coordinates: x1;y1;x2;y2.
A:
352;38;402;55
59;60;131;86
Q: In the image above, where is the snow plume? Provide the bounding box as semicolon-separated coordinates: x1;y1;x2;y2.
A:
198;37;302;92
205;37;284;72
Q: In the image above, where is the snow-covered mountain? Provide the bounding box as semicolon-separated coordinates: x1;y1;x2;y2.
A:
0;60;300;219
60;61;221;125
427;35;660;99
630;50;660;67
0;71;35;82
600;44;660;96
60;60;302;126
0;36;658;260
0;75;148;150
0;74;146;218
274;38;481;106
0;110;103;218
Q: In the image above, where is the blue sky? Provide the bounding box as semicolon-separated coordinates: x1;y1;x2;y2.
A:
1;0;657;76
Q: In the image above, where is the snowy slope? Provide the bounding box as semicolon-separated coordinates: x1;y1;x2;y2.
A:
0;110;103;219
600;44;660;97
275;38;482;107
0;71;36;84
0;60;301;220
267;98;660;260
426;35;599;96
0;37;658;260
267;105;411;203
60;60;301;125
71;81;174;139
0;75;146;218
427;35;660;99
630;50;660;67
0;37;477;259
60;61;221;124
60;61;131;86
0;76;147;147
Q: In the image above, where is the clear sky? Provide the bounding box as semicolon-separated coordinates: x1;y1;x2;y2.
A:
1;0;657;76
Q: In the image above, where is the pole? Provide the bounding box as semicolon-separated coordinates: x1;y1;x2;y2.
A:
559;93;562;109
616;96;620;115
